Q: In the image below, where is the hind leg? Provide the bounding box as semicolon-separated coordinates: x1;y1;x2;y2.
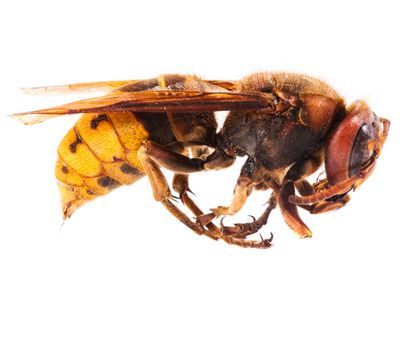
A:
172;173;221;240
139;142;272;248
137;145;210;237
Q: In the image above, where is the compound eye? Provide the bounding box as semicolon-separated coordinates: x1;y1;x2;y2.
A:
349;124;375;177
372;112;380;128
325;101;377;185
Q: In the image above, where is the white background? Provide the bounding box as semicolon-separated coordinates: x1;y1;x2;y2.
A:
0;1;413;349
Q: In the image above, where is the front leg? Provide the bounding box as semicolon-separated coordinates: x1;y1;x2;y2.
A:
274;154;323;238
295;179;350;214
277;181;312;238
289;157;377;206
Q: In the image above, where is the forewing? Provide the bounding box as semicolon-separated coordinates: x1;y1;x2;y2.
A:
13;89;274;125
204;80;238;91
20;77;237;95
20;80;139;95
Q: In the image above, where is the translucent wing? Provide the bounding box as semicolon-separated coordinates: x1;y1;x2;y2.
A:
204;80;238;91
19;77;237;96
20;80;138;95
13;88;274;125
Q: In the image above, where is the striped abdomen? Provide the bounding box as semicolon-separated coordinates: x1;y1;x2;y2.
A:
55;111;176;218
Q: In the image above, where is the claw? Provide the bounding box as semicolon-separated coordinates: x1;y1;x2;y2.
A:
170;195;180;203
220;217;246;236
220;212;270;238
220;216;255;237
263;195;278;208
260;232;274;246
220;216;226;230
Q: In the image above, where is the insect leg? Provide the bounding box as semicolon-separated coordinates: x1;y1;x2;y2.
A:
220;192;277;238
143;140;244;226
196;173;254;226
272;154;323;238
295;179;350;214
197;157;263;230
139;143;271;248
289;157;377;206
172;174;272;248
137;144;211;238
172;145;228;229
278;181;313;238
172;173;221;238
143;140;236;173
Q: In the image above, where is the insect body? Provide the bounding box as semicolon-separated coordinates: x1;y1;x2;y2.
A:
14;72;390;248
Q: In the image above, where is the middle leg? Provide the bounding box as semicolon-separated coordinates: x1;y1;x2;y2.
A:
197;157;277;239
196;157;256;225
172;172;273;248
220;191;277;239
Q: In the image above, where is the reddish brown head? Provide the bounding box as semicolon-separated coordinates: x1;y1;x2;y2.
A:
325;101;389;188
289;100;390;206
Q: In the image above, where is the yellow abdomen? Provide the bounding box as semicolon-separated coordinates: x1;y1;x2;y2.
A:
56;112;150;218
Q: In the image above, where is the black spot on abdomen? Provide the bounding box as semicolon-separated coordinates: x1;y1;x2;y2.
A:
98;176;121;189
120;163;140;175
90;114;109;129
69;133;83;153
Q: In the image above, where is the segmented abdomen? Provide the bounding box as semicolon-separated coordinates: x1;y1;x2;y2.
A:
55;111;173;218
